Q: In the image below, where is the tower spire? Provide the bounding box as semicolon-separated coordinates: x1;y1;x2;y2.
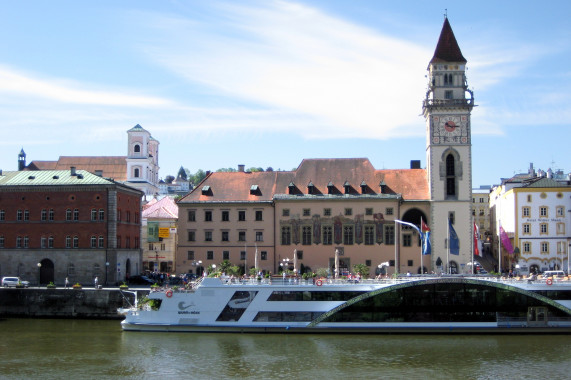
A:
429;17;466;65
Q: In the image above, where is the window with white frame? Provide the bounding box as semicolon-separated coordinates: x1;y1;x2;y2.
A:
523;223;531;234
540;242;548;254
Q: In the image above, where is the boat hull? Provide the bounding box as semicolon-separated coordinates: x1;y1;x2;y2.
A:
120;277;571;334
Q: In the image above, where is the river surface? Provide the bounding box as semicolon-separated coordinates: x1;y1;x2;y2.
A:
1;318;569;379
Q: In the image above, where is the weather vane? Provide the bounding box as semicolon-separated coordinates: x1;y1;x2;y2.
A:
444;9;448;19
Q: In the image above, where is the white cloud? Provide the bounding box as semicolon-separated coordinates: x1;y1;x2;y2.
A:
135;1;432;139
0;66;172;107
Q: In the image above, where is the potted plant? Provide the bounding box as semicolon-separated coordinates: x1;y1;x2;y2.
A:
119;282;129;290
46;281;56;289
72;283;82;290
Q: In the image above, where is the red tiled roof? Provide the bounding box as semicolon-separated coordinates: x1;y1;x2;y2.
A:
179;158;429;202
26;156;127;181
429;18;466;65
142;196;178;219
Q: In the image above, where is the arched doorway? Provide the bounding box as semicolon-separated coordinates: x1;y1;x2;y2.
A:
530;264;540;274
449;261;459;274
417;266;428;274
125;259;131;278
39;259;54;285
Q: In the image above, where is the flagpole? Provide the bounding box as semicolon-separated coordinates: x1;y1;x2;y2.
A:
472;217;475;275
498;220;501;275
420;217;423;274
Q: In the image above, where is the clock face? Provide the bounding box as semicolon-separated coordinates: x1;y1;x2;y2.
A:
440;116;461;135
432;115;469;144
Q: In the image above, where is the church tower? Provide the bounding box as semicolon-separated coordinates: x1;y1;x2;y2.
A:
18;148;26;171
423;17;474;273
125;124;160;196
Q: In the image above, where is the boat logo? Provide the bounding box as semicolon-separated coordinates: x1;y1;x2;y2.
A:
178;301;196;310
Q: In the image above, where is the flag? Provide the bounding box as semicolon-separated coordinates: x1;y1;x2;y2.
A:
448;220;459;255
421;218;431;255
421;219;430;233
499;226;514;254
473;223;481;257
422;231;432;255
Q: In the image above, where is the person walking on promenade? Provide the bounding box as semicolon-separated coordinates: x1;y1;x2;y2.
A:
65;277;70;289
94;276;99;289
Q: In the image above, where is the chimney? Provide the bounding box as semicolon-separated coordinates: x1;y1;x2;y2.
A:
410;160;421;169
70;166;76;176
238;164;245;172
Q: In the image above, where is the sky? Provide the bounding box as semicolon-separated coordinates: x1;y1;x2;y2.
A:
1;0;570;187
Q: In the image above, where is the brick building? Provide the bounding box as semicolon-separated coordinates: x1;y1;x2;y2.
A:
0;168;143;285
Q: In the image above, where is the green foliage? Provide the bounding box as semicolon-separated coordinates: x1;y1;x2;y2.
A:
189;169;207;185
218;260;232;273
249;267;259;276
352;264;370;277
315;268;329;278
226;265;241;276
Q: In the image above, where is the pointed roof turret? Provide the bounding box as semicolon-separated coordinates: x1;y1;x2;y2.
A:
429;17;466;65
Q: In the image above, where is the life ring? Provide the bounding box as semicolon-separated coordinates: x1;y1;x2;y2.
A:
315;279;323;287
546;278;553;286
165;289;173;297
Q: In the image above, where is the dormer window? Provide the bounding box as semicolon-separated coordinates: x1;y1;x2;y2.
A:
201;185;212;196
343;181;351;194
288;181;296;195
360;180;367;194
327;181;335;195
307;181;315;195
379;180;387;194
250;185;260;195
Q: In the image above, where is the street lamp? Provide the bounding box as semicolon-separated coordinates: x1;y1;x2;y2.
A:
280;258;290;282
36;262;41;286
378;261;390;279
105;262;110;286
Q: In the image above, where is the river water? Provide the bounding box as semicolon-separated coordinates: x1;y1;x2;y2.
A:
1;318;569;379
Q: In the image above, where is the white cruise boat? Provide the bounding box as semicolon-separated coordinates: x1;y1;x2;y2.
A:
120;276;571;333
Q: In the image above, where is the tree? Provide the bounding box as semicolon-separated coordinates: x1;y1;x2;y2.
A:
165;175;175;184
266;167;274;172
353;264;370;278
219;260;232;273
190;169;207;185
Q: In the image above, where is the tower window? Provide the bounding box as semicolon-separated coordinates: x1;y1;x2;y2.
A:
445;90;453;99
134;144;141;153
446;154;456;197
134;168;140;178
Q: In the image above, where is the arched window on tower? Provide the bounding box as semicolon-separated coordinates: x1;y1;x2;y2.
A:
134;168;140;178
446;154;456;197
134;144;141;154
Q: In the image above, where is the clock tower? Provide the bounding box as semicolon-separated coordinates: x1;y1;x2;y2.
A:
423;17;474;273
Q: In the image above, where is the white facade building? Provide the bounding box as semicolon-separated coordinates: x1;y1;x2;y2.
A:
490;176;571;275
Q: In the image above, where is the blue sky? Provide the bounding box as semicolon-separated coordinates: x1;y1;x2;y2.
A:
1;0;570;187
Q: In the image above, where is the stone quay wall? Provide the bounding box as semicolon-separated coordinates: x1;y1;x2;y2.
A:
0;288;149;319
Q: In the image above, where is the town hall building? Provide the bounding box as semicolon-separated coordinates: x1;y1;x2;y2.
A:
176;17;476;277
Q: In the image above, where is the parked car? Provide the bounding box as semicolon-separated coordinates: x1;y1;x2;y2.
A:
127;275;156;285
2;276;30;288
